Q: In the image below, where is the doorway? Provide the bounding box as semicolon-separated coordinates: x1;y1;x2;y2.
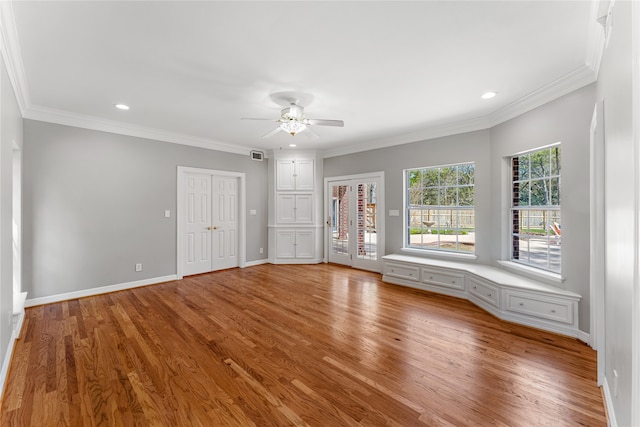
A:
325;172;384;272
177;167;246;278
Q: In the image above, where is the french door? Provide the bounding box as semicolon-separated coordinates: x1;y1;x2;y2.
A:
326;174;384;272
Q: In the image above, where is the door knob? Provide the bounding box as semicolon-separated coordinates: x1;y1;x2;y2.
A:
207;226;218;230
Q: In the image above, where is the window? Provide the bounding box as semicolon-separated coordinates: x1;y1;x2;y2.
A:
511;145;561;272
406;163;475;253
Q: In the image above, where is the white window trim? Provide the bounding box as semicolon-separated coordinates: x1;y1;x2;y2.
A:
508;144;562;274
403;162;475;256
497;260;564;283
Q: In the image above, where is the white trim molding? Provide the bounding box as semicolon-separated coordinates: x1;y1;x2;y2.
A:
25;105;253;156
24;275;178;308
244;259;269;267
603;376;619;427
631;1;640;426
0;0;28;115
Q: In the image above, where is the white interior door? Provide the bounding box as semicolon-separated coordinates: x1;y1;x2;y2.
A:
184;173;212;275
212;176;239;270
327;175;384;272
181;171;241;276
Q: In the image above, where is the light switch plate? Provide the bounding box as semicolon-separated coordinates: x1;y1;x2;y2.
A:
164;210;171;218
389;209;400;216
249;209;257;215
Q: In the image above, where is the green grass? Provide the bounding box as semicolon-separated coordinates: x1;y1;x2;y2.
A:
409;228;471;235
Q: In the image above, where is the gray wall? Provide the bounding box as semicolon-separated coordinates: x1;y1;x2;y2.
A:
324;130;493;264
23;120;268;299
0;54;23;381
491;83;595;332
324;85;596;334
597;1;635;425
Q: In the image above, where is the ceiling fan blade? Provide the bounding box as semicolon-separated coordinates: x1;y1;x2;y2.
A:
307;119;344;127
302;127;320;140
262;127;283;138
241;117;278;121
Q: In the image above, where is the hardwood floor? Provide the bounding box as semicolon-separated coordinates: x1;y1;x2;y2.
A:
1;264;606;426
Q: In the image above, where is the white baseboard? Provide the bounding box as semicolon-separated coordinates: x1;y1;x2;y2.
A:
577;330;590;345
244;259;269;267
24;274;178;307
602;376;618;427
0;310;25;401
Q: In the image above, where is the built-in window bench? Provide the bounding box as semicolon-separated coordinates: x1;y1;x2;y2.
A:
381;254;581;339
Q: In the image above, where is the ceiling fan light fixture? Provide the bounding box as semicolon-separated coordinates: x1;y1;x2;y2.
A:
280;120;306;136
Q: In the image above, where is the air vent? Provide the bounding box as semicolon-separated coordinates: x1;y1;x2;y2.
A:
250;150;264;161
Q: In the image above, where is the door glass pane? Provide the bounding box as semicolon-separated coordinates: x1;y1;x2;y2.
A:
356;182;377;261
331;184;349;255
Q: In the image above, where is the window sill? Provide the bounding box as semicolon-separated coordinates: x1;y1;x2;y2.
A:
401;247;477;261
496;260;564;284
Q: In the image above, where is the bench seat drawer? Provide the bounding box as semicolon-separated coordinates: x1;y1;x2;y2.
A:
421;268;465;290
385;263;419;282
468;276;499;307
505;292;573;324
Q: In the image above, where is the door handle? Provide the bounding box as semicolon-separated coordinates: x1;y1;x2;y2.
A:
207;226;218;230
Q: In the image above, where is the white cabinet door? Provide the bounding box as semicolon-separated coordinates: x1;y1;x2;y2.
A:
275;229;314;258
294;194;313;223
276;160;296;190
276;159;314;190
276;194;313;224
295;159;314;190
276;194;296;223
275;230;296;258
295;230;314;258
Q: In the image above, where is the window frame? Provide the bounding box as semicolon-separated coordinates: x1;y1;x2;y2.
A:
509;144;561;273
404;162;475;255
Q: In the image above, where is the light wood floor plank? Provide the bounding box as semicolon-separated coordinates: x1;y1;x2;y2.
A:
1;264;606;426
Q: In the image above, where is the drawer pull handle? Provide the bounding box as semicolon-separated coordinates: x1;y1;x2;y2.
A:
409;273;413;276
488;293;492;297
519;302;524;306
452;280;456;284
429;276;433;280
473;286;477;290
550;309;556;313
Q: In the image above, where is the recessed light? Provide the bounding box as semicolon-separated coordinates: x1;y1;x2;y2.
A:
114;104;130;110
289;143;297;148
481;91;497;100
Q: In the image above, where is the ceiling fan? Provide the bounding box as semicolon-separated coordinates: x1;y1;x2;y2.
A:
242;101;344;140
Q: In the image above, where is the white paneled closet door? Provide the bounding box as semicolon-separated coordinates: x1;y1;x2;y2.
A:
212;176;239;270
184;173;212;276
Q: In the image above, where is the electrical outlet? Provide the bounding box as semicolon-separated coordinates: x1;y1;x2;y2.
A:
135;263;142;272
259;248;264;254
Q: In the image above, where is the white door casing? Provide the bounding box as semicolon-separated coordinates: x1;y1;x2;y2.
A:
325;172;385;272
177;167;246;279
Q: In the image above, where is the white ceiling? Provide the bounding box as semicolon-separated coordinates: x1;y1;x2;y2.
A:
4;1;599;157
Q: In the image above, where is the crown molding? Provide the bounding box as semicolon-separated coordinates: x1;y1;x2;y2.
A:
323;63;596;159
24;105;252;156
0;0;29;115
322;116;492;158
487;65;597;127
2;0;605;160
